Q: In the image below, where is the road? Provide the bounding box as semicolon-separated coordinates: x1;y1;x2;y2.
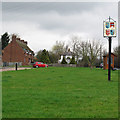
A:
0;67;32;72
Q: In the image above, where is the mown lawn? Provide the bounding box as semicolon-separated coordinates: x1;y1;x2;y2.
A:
2;67;118;118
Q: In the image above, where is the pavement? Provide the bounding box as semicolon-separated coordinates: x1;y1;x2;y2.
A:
0;67;32;72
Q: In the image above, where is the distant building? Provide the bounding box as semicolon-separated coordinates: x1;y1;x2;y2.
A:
58;48;80;64
2;35;34;66
103;53;117;70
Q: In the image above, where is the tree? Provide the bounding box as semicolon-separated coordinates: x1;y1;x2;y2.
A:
52;40;65;58
70;37;102;68
49;51;59;63
70;56;76;64
1;32;10;50
69;35;105;67
61;56;67;64
36;50;60;63
69;35;81;63
113;46;120;68
85;40;102;68
37;49;50;63
36;50;42;61
113;46;120;55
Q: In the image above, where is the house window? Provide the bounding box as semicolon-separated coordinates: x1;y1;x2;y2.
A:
29;58;31;63
24;58;26;62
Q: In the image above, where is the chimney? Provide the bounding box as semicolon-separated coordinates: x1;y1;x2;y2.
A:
24;41;28;45
17;38;20;41
21;40;24;43
12;35;17;41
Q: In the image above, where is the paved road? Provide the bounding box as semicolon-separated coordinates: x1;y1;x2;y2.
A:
0;67;32;72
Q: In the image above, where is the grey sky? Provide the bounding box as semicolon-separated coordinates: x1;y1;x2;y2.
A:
2;2;118;53
3;2;112;14
2;0;119;2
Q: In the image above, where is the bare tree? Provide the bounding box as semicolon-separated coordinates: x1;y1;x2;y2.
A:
69;35;82;63
113;46;120;55
87;40;102;68
52;40;66;60
69;35;104;68
113;46;120;68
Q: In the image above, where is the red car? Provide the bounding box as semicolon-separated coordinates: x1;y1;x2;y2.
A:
33;62;48;68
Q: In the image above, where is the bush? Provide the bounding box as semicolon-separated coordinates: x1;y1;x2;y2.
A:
70;56;76;64
61;56;67;64
66;57;70;60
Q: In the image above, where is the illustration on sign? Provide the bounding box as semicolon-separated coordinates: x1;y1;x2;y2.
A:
103;21;116;37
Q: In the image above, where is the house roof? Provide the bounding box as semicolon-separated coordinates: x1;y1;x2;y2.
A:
61;51;73;56
16;40;34;54
103;53;117;57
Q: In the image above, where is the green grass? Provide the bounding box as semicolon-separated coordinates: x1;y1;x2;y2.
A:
2;67;118;118
18;65;33;67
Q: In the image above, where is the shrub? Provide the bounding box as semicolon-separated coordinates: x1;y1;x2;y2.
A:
66;57;70;60
61;56;67;64
70;56;76;64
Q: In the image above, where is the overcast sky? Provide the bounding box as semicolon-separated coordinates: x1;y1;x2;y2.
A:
2;2;118;53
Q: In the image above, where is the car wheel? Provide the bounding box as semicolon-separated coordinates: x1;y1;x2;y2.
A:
36;65;39;68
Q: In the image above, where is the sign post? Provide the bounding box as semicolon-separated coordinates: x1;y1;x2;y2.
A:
103;16;116;81
108;37;111;81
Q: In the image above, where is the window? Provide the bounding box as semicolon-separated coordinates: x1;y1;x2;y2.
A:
24;58;26;62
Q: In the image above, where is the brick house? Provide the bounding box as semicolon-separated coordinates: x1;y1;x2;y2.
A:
103;53;117;70
2;35;34;66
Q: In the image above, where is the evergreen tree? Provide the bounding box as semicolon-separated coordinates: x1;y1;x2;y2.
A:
1;32;10;50
36;50;42;61
40;49;51;63
61;56;67;64
70;56;76;64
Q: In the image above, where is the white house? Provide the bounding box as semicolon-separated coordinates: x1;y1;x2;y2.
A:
58;49;79;64
59;51;72;64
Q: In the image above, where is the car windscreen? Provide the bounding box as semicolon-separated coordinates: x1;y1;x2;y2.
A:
38;62;43;64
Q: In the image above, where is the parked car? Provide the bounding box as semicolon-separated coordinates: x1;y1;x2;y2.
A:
100;63;103;68
33;62;48;68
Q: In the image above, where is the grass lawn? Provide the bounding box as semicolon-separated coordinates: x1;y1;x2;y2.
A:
2;67;118;118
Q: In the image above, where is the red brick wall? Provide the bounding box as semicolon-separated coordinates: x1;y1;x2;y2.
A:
2;36;34;65
103;54;115;70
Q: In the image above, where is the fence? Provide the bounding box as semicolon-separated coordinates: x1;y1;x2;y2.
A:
48;63;77;67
